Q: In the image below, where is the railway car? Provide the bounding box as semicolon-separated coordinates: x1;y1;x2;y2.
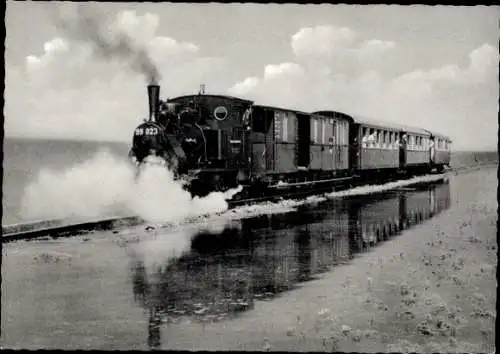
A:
129;83;452;199
426;131;452;172
313;112;437;179
402;125;432;174
348;115;403;179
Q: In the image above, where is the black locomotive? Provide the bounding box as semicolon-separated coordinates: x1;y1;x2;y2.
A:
129;83;452;198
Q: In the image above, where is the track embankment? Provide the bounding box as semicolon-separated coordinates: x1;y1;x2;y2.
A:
2;163;496;243
2;216;143;243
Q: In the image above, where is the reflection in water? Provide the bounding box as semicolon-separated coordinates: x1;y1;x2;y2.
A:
130;181;451;349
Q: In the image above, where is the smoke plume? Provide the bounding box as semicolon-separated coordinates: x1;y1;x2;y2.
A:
51;4;160;84
20;150;240;225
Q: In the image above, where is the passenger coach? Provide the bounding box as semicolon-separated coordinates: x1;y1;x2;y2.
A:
425;131;452;172
247;105;352;185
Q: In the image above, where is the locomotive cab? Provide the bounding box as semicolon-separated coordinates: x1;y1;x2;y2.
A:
166;94;252;168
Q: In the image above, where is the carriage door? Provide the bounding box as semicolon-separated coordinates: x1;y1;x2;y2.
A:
399;131;406;169
429;136;436;164
348;123;359;173
265;109;275;171
296;114;311;168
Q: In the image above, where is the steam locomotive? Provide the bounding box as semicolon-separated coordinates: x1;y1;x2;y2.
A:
129;83;452;198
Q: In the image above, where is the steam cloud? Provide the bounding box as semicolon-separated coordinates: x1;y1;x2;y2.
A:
20;150;241;225
52;4;160;84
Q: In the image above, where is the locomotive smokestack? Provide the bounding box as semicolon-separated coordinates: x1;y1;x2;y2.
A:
147;83;160;122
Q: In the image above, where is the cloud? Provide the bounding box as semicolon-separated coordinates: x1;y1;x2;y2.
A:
291;25;357;58
5;6;226;142
229;77;260;96
228;24;498;150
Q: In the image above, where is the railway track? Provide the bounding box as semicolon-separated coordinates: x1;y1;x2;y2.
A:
2;163;496;243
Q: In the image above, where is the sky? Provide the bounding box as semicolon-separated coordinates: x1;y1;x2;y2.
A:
5;2;499;151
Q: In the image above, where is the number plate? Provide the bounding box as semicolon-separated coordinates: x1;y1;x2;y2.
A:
134;127;159;136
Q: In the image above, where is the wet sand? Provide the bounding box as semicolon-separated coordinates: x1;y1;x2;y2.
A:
157;166;497;352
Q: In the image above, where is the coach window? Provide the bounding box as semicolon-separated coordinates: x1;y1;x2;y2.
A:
362;127;368;147
312;119;319;144
339;122;344;146
282;116;288;142
321;120;326;144
368;128;375;147
332;120;338;145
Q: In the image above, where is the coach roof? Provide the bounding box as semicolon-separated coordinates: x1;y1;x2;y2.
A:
424;129;452;142
349;114;431;136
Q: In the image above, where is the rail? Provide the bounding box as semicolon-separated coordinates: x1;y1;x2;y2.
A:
2;162;496;243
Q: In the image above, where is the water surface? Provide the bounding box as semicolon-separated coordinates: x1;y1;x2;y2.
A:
2;179;452;349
